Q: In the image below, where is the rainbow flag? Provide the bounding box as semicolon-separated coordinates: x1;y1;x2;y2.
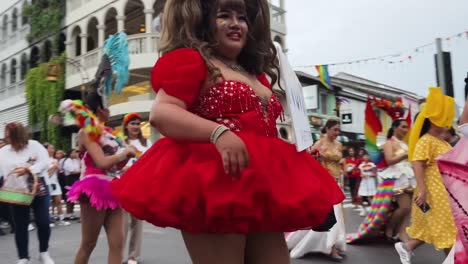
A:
315;65;332;90
364;97;385;168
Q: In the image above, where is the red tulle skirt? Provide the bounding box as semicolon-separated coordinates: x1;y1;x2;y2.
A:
111;133;344;234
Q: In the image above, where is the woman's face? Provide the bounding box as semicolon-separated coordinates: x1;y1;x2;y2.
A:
327;124;341;140
70;150;80;159
126;120;142;139
213;6;249;58
348;148;355;157
394;121;409;138
55;150;64;160
47;145;55;156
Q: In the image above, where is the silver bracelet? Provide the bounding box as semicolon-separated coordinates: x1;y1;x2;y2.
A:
210;125;230;144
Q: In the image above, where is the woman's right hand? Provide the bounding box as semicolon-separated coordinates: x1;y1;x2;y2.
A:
215;131;250;177
124;146;137;158
415;188;427;207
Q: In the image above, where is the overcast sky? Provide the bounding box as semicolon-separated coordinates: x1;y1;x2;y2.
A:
284;0;468;106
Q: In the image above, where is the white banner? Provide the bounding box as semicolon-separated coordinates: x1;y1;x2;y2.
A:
275;43;313;151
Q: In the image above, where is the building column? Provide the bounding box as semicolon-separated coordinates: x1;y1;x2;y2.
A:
5;68;10;88
65;40;73;58
144;9;154;53
80;33;88;54
144;9;154;33
116;15;125;32
97;24;106;47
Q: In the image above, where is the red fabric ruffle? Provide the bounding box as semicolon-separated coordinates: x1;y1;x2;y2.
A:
111;133;344;234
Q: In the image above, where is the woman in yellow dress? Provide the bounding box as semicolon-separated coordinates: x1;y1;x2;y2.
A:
394;87;457;264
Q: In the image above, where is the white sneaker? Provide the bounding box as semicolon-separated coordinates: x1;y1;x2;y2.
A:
359;209;367;217
28;224;35;231
57;220;71;226
49;223;55;228
39;251;55;264
395;242;413;264
17;259;31;264
127;260;138;264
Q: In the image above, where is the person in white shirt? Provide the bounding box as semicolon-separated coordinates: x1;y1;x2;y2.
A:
121;113;152;264
0;122;55;264
61;149;81;220
43;143;70;227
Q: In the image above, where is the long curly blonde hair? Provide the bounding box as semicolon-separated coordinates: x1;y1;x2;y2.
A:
159;0;280;88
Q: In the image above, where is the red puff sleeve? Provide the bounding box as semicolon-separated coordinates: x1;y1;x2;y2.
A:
151;48;207;108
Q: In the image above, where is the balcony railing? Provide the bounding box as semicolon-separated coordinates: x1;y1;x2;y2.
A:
0;81;24;101
66;33;160;84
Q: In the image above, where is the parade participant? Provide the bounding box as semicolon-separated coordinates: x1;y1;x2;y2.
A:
60;30;133;264
63;94;136;264
121;112;152;264
395;87;456;264
343;147;362;207
61;149;81;221
111;0;344;263
43;143;70;226
54;149;66;198
286;118;346;261
358;153;377;216
0;123;55;264
380;119;415;242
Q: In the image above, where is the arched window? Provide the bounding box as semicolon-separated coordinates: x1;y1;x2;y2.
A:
11;59;17;84
87;17;99;51
43;40;52;62
12;8;18;32
2;15;8;40
124;0;144;35
71;26;82;57
30;46;40;68
22;3;28;25
104;7;118;39
21;53;28;80
0;64;6;89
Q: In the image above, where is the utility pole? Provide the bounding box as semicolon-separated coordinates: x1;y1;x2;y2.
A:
435;38;454;97
436;38;446;94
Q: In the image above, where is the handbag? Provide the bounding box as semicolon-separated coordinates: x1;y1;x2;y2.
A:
0;169;38;206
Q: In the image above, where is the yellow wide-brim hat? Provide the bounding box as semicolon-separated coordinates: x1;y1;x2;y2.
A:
408;87;455;161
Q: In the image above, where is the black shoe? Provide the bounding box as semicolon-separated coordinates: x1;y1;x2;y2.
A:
0;229;5;236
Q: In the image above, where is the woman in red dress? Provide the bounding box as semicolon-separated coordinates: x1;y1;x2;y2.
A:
111;0;344;263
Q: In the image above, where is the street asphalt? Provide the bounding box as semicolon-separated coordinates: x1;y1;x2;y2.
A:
0;202;447;263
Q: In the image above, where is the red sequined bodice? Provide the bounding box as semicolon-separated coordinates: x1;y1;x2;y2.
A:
192;80;283;137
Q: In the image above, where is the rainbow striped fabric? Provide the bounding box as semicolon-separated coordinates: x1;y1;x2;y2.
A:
315;65;332;90
364;98;386;168
346;179;396;243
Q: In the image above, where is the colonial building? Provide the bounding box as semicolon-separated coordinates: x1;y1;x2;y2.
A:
0;0;33;137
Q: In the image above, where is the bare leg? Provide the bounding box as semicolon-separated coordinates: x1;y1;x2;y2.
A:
103;208;124;264
53;195;64;217
182;231;245;264
385;193;412;240
245;232;291;264
406;239;424;252
74;203;106;264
